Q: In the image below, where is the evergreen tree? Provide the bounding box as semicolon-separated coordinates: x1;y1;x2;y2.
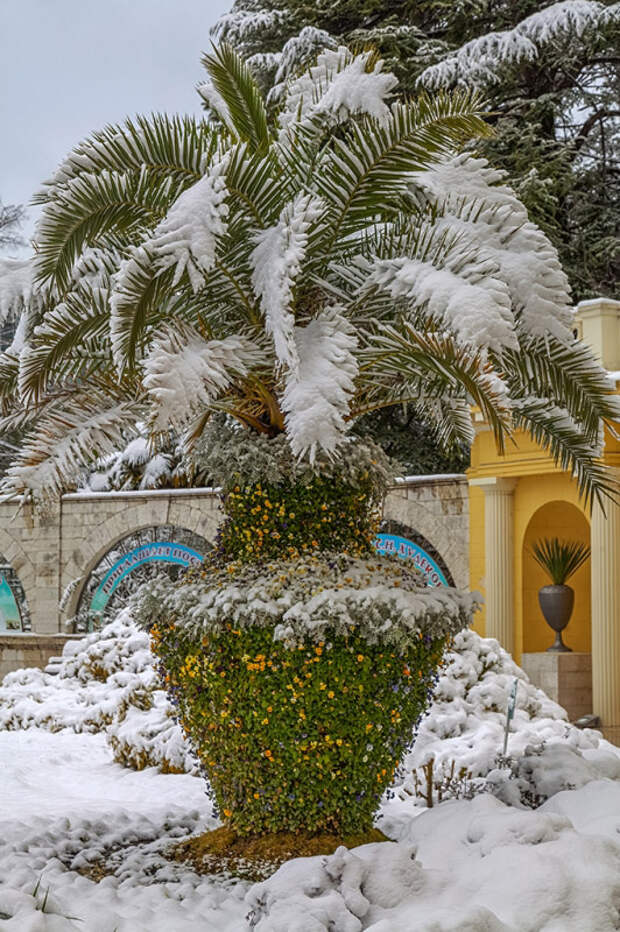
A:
214;1;620;300
0;200;25;252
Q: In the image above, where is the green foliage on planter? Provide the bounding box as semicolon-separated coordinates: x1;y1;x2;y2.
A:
151;622;444;835
199;425;394;564
531;537;591;585
218;475;381;563
137;431;476;837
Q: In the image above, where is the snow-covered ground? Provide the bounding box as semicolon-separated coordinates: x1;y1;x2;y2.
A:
2;616;620;930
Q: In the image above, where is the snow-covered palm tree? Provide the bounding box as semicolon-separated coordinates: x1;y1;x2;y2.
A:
0;44;616;503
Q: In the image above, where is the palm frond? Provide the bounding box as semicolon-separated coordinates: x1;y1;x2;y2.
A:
110;248;178;371
18;282;111;404
513;398;618;508
499;337;620;445
143;321;263;429
0;386;144;503
34;114;215;204
201;43;271;154
35;169;187;292
361;325;511;450
316;92;491;243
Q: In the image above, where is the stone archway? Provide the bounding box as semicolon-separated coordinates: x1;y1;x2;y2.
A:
70;524;211;628
378;518;456;586
521;500;591;654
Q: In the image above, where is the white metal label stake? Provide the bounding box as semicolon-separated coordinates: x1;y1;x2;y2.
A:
503;678;519;756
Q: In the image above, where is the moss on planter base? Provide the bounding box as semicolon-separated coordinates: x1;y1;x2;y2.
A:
152;624;444;836
169;826;390;881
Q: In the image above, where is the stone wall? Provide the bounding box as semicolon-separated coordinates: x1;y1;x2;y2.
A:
383;476;469;588
0;478;469;660
0;633;82;680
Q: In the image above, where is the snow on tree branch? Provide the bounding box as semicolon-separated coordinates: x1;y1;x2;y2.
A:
143;324;260;429
0;258;35;324
269;26;337;102
418;1;619;89
212;8;288;47
279;48;398;138
282;307;358;462
251;193;325;372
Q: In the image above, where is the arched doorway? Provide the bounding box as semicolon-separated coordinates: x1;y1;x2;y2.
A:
521;501;590;653
75;525;210;629
0;553;30;632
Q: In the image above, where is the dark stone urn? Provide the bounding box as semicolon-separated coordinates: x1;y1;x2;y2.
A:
538;584;574;652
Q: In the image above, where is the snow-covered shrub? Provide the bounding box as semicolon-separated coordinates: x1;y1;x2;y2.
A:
388;629;617;814
0;610;195;774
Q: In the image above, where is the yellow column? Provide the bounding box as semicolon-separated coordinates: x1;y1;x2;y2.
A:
591;477;620;726
471;477;517;652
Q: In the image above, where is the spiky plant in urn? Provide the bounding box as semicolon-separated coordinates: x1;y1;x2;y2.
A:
0;46;618;839
531;537;591;652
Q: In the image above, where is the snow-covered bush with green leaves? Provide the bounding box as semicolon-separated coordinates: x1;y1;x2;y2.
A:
0;610;195;774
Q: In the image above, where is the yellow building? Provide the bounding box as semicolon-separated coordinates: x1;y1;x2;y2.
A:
468;297;620;728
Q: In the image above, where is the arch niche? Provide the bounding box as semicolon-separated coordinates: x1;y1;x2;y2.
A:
521;501;590;654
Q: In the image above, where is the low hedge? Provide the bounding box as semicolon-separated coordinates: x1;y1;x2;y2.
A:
151;622;444;836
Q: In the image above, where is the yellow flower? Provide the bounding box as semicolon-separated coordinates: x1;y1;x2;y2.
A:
328;691;335;699
357;654;364;662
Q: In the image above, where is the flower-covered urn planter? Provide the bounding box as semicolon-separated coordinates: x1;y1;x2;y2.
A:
138;427;479;836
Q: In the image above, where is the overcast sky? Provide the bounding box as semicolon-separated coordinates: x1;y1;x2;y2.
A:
0;0;231;251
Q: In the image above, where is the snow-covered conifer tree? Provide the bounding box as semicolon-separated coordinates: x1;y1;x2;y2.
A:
213;1;620;301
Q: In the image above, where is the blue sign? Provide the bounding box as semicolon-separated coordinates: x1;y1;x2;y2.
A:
0;574;22;630
90;542;204;614
374;534;448;587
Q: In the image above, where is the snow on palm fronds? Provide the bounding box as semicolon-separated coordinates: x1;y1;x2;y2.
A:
0;44;617;504
251;193;325;371
143;324;260;429
2;392;142;503
282;308;358;461
411;154;575;344
146;156;230;291
418;1;618;89
0;258;37;324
